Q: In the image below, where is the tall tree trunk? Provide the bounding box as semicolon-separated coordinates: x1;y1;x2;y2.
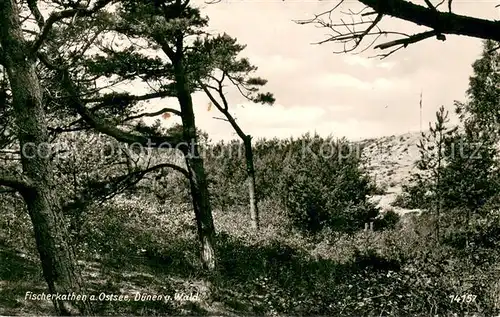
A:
174;63;217;270
243;135;259;230
0;1;90;315
185;157;217;270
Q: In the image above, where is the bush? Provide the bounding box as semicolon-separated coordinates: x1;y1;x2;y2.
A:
204;134;379;234
393;177;432;210
374;209;400;231
369;181;387;195
443;207;500;250
282;134;378;233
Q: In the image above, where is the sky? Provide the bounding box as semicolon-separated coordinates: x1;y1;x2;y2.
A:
147;0;500;142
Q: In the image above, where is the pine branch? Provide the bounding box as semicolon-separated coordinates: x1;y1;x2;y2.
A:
0;170;32;192
31;0;113;54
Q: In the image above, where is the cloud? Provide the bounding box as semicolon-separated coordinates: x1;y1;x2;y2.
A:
343;55;372;68
182;100;348;140
187;100;406;142
249;55;301;73
316;73;400;91
151;0;492;142
378;62;397;70
342;55;397;70
237;103;324;127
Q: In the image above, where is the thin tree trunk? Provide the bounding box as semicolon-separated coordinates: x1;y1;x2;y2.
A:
174;62;216;270
199;79;261;231
466;207;471;248
436;134;443;242
0;1;90;314
243;135;259;230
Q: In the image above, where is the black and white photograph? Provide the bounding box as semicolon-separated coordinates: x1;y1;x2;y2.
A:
0;0;499;315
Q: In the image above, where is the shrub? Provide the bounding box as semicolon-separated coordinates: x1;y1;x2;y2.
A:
369;181;387;195
374;209;400;231
204;134;379;234
443;207;500;250
394;177;433;210
282;134;378;233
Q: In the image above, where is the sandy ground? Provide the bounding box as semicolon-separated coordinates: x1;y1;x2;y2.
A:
359;131;426;216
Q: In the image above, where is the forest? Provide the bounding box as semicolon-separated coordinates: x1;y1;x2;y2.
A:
1;0;500;316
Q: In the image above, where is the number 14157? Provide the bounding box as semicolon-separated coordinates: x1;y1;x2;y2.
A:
449;294;477;304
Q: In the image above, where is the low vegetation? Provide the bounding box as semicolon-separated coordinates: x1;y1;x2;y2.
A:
2;128;500;315
0;1;500;315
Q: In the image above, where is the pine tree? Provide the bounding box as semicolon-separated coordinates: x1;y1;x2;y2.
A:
455;40;500;139
415;106;456;240
195;34;275;231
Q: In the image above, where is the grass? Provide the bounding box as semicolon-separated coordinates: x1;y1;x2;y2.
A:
0;242;52;315
1;198;500;316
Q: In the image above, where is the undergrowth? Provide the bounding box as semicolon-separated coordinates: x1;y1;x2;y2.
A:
2;196;499;316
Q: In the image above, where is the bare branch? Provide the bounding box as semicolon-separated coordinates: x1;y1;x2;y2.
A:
72;162;189;208
216;73;229;110
487;44;500;54
226;75;253;101
123;107;181;122
199;81;225;113
299;0;500;57
374;30;442;50
199;80;246;139
355;13;383;49
26;0;45;29
140;162;189;178
423;0;436;11
357;0;500;41
371;44;405;59
435;0;445;9
212;116;230;122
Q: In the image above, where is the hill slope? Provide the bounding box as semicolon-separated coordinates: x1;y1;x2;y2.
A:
358;131;426;216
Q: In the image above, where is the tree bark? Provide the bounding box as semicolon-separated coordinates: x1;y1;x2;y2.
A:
185;157;217;270
173;62;217;270
0;1;90;315
199;83;261;231
243;135;259;230
359;0;500;42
